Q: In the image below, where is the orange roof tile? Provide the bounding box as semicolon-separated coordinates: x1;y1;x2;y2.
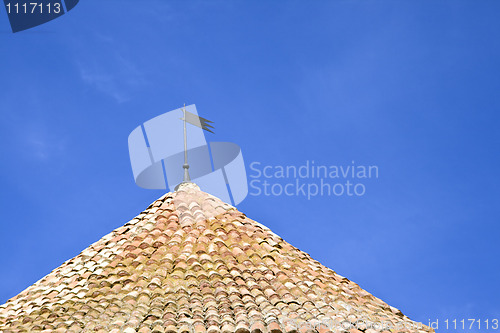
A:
0;183;433;333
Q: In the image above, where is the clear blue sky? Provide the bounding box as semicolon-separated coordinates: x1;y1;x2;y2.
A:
1;1;499;331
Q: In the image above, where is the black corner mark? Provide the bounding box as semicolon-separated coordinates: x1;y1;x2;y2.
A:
3;0;79;33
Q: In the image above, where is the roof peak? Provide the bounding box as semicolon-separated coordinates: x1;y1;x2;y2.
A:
174;181;200;192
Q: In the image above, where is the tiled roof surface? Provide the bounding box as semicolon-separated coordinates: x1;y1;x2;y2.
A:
0;183;433;333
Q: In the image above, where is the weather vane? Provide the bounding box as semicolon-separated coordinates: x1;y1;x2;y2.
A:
180;104;214;183
128;104;247;203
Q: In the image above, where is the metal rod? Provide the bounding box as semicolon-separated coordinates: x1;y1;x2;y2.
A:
182;104;190;182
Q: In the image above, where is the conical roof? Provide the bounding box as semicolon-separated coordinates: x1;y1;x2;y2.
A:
0;183;432;333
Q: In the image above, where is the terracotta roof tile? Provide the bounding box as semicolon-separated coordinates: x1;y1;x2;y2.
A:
0;183;433;332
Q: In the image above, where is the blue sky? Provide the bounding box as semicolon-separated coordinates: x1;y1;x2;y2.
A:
1;1;499;331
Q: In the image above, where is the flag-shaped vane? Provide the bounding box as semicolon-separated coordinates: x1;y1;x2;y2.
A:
182;109;214;133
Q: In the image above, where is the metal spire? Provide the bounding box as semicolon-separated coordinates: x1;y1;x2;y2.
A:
177;104;214;189
182;104;191;182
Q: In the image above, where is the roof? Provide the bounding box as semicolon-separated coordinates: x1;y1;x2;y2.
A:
0;183;433;333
